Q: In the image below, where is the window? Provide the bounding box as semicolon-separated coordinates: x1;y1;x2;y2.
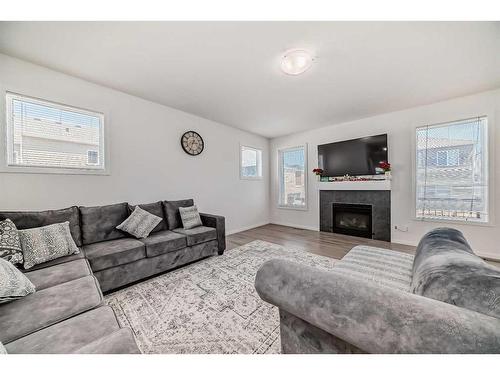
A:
87;150;99;165
416;116;488;223
240;145;262;179
4;92;105;173
279;145;307;209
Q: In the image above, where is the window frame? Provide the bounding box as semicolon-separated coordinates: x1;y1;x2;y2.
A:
412;115;493;226
1;91;108;175
278;144;308;211
239;144;263;180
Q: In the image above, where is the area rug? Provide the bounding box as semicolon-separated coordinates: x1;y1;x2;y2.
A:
105;240;337;354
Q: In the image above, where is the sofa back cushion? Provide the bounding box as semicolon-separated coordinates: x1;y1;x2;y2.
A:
411;227;500;319
80;202;129;245
0;206;82;247
163;199;194;230
128;201;167;233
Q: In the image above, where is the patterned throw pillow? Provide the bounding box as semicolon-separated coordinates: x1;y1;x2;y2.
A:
0;219;23;265
18;222;80;270
116;206;162;239
0;257;35;304
179;205;203;229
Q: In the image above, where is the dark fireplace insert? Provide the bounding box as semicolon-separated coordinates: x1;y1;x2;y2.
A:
332;203;373;239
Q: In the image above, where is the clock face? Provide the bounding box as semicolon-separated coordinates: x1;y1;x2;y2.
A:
181;131;204;156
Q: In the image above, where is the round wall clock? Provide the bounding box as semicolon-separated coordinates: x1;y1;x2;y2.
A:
181;131;204;156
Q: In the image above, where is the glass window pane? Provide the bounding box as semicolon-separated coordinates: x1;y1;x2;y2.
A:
6;93;104;171
279;146;306;208
241;146;262;178
416;117;488;223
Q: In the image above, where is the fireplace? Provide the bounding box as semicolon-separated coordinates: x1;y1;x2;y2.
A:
332;203;373;239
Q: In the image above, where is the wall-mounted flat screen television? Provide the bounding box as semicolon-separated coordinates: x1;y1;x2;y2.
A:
317;134;388;177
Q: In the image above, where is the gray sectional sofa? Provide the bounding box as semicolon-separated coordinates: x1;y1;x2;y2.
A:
0;199;225;354
255;228;500;354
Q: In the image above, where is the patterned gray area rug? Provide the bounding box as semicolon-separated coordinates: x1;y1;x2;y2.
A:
105;240;337;354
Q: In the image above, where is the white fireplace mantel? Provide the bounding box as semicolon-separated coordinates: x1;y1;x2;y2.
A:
317;180;391;191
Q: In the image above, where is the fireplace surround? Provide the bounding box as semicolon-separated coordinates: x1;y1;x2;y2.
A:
320;190;390;241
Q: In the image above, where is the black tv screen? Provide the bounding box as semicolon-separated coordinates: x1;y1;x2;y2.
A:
318;134;388;177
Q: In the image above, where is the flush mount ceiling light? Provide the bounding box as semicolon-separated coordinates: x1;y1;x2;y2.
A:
280;49;314;75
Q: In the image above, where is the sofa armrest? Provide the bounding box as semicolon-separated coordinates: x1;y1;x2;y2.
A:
255;259;500;353
199;213;226;254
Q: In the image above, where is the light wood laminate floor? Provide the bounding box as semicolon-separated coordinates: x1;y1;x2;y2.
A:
226;223;416;260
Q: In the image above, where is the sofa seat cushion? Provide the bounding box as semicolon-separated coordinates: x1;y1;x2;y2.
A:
140;230;187;258
4;306;122;354
83;238;146;272
0;275;103;344
333;245;414;292
73;328;140;354
20;251;85;272
0;206;82;247
25;259;91;291
172;226;217;246
80;202;129;245
411;227;500;319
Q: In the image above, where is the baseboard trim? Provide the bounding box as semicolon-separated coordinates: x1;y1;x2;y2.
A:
226;221;271;235
269;221;319;232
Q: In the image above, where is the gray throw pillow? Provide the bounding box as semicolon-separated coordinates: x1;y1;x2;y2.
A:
179;205;203;229
0;219;23;265
18;222;80;270
0;257;35;304
116;206;162;239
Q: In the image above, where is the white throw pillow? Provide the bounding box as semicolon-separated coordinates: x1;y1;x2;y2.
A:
116;206;162;239
0;257;36;304
18;221;80;270
179;205;203;229
0;341;7;354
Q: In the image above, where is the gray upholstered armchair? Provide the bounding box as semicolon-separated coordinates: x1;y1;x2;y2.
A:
255;228;500;354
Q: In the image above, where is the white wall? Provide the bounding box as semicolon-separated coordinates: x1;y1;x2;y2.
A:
270;89;500;259
0;54;270;234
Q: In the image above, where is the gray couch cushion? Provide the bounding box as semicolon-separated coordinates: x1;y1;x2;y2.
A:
172;226;217;246
0;258;35;304
129;201;167;233
0;275;103;344
163;199;194;230
25;259;91;290
0;219;23;265
20;251;85;272
140;230;187;258
83;238;146;272
0;206;82;247
80;202;129;245
411;227;500;319
5;306;124;354
18;222;80;270
73;328;140;354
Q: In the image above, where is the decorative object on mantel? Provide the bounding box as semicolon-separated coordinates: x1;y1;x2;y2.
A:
378;161;391;180
312;168;324;181
323;175;387;182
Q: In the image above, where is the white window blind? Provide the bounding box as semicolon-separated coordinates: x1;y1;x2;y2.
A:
416;116;488;223
240;145;262;179
5;93;105;172
279;145;307;209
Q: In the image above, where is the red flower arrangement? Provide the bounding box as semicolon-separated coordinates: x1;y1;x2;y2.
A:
379;161;391;171
312;168;324;176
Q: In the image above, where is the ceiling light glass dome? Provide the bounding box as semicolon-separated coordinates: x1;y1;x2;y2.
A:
280;49;314;75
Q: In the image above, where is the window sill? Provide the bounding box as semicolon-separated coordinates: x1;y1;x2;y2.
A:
413;217;493;227
278;205;308;211
240;176;263;181
0;165;110;176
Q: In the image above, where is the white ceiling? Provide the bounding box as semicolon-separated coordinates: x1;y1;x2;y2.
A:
0;22;499;138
